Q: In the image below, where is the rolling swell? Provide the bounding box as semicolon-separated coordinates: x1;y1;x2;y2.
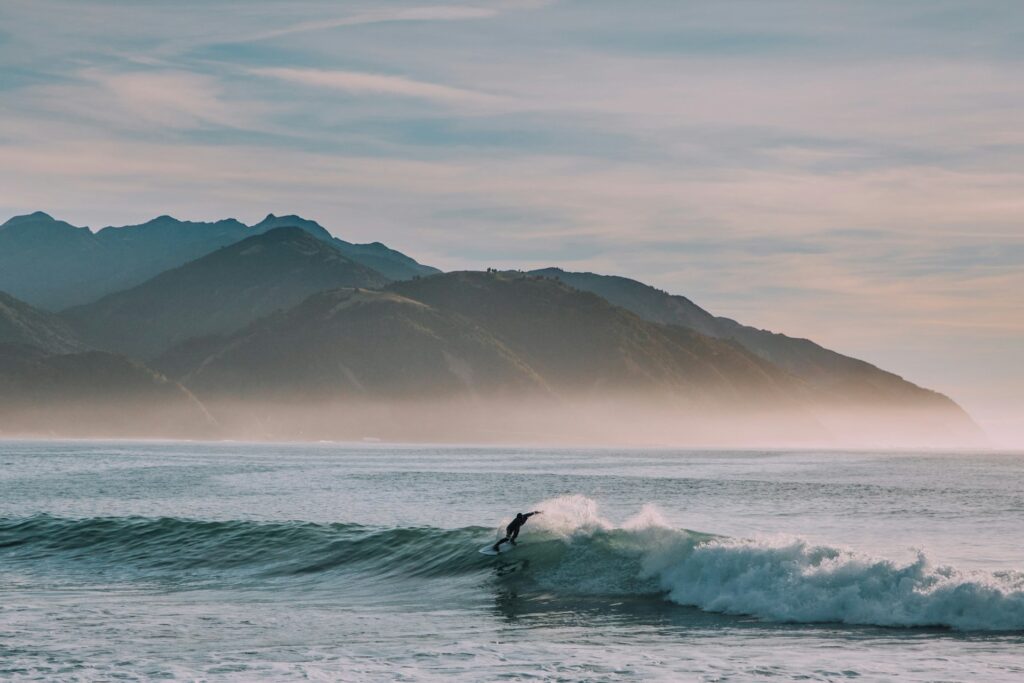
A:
0;515;491;578
4;496;1024;632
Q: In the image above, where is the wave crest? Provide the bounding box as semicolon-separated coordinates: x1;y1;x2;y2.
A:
4;497;1023;631
518;495;1024;631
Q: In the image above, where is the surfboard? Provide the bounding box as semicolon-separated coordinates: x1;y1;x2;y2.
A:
479;541;516;555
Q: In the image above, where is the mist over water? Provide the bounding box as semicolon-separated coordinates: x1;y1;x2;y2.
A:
2;395;988;449
2;441;1022;680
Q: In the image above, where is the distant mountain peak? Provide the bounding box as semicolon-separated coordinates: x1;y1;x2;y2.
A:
253;213;324;228
64;224;390;359
2;211;58;227
22;210;55;221
251;213;332;240
258;224;310;238
0;209;438;309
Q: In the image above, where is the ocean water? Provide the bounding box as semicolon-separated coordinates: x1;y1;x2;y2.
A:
1;441;1023;681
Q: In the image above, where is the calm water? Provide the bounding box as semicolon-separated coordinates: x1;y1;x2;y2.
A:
1;440;1023;681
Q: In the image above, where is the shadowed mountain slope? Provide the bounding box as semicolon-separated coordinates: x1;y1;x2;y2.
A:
128;270;980;445
0;343;214;438
63;227;390;359
166;269;802;404
531;268;721;337
0;212;438;309
389;272;798;403
0;212;252;309
0;291;88;354
530;268;964;409
158;273;825;443
165;287;547;398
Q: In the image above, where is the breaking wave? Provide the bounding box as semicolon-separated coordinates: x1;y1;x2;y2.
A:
3;495;1023;631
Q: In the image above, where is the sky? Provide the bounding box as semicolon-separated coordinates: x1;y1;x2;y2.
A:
1;0;1021;446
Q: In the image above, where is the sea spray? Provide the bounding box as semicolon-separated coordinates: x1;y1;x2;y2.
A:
524;495;1024;631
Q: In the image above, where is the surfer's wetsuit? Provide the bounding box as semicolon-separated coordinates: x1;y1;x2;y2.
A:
493;511;540;551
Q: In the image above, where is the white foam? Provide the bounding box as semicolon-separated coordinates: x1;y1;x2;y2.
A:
527;495;1024;631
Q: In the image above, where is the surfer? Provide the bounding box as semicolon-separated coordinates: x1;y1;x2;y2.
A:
492;511;542;552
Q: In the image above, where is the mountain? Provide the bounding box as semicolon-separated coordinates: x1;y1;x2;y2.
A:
161;287;546;399
167;271;803;404
63;227;391;359
248;213;334;240
0;343;214;438
0;291;88;354
0;212;252;310
388;272;798;401
0;212;110;310
530;268;962;406
0;210;983;446
529;268;982;444
157;287;554;440
155;271;980;446
159;272;830;443
251;214;439;281
530;269;720;336
0;212;438;310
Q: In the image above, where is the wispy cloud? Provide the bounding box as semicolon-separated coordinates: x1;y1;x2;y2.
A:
4;67;273;138
250;67;505;107
84;70;237;129
232;6;499;44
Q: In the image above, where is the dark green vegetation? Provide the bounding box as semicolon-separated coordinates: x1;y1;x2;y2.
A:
0;211;984;445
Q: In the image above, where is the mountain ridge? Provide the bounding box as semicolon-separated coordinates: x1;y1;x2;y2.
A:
0;211;438;309
530;267;961;408
0;212;984;446
63;227;391;359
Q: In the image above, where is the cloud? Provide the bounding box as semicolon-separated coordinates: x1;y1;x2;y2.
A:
250;67;505;107
87;70;239;129
231;6;499;44
10;68;258;133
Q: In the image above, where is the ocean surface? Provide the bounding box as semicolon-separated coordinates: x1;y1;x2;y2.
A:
1;441;1023;681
